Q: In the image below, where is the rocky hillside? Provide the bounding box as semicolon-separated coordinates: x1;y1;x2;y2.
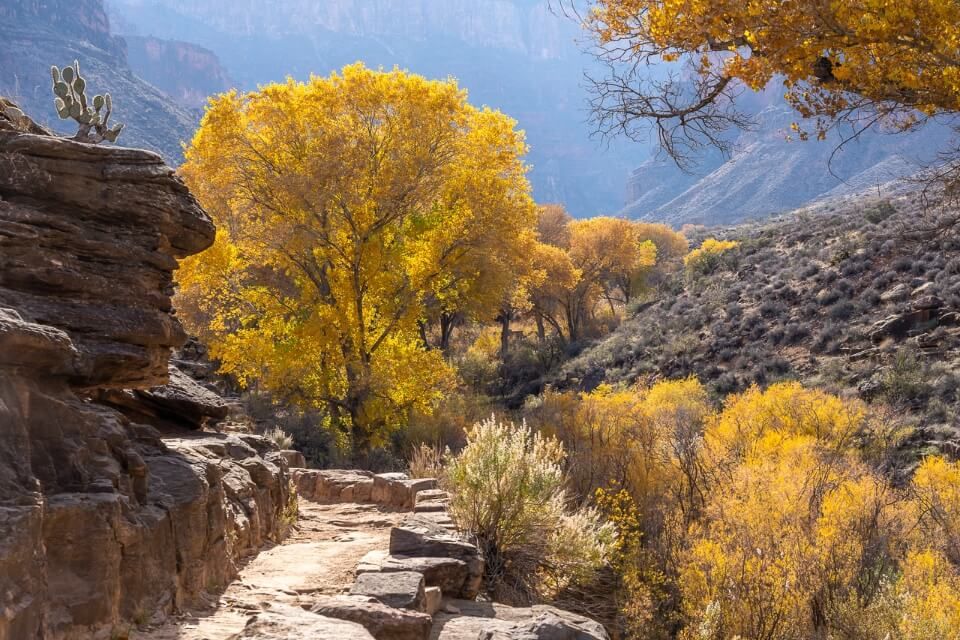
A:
0;102;294;638
0;0;196;163
560;191;960;462
622;89;948;226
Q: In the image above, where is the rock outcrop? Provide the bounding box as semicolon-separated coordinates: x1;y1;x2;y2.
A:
0;105;291;639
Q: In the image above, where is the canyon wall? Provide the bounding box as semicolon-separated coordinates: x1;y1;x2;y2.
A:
0;103;291;639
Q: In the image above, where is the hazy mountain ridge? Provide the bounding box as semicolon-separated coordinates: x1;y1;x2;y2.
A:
106;0;641;216
622;97;948;226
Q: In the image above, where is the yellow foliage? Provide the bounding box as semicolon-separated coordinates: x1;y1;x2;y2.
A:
176;64;537;450
634;222;688;265
588;0;960;134
683;238;739;276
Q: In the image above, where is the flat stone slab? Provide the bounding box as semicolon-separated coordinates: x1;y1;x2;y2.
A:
351;570;426;612
357;550;471;597
432;600;609;640
234;604;375;639
309;594;431;640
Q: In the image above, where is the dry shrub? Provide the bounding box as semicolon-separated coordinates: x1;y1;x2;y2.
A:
446;415;610;604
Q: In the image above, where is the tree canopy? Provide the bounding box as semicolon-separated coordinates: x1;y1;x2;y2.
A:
580;0;960;175
176;63;538;451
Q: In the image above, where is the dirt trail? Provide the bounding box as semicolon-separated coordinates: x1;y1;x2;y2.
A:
134;500;404;639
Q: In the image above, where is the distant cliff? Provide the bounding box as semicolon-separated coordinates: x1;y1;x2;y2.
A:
124;36;233;110
0;0;195;163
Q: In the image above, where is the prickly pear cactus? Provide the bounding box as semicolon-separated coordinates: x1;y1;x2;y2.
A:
51;60;124;144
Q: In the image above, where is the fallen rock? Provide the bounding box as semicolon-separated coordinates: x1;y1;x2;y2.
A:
351;571;427;612
308;594;432;640
231;604;375;639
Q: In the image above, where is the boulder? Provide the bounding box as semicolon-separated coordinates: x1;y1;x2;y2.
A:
308;595;432;640
231;605;375;639
880;283;910;303
913;294;944;311
351;571;427;612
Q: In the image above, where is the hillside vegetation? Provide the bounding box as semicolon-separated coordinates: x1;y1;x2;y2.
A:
560;194;960;463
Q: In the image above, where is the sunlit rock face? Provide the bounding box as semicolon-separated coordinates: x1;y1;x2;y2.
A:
0;105;290;639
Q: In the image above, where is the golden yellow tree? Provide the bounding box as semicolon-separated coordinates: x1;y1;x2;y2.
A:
565;216;657;337
584;0;960;168
176;64;537;451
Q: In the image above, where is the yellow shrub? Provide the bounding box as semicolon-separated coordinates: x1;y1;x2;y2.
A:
683;238;739;276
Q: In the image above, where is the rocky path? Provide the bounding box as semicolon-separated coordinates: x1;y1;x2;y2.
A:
133;500;404;639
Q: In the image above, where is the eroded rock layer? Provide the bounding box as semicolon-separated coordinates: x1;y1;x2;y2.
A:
0;106;291;639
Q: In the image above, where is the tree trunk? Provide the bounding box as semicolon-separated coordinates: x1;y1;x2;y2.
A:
498;311;511;360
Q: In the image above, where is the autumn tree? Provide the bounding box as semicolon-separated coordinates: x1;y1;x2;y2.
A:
578;0;960;193
176;64;538;452
564;216;657;338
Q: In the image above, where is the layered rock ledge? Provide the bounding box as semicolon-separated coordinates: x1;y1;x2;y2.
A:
0;106;292;639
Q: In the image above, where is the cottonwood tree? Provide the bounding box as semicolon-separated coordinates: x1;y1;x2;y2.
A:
573;0;960;224
176;64;538;452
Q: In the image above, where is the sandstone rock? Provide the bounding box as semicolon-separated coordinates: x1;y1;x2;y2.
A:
292;469;374;503
351;571;427;612
913;294;944;311
231;604;375;639
97;363;229;429
309;594;432;640
357;550;471;598
0;105;292;639
0;126;215;388
880;283;910;303
279;449;307;469
425;587;442;616
433;600;608;640
479;612;611;640
372;473;437;508
389;515;483;599
414;489;450;513
912;282;936;297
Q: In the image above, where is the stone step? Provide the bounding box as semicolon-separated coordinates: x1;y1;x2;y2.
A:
357;550;474;599
351;571;427;612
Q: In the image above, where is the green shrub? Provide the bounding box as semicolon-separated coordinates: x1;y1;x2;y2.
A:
446;416;610;603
